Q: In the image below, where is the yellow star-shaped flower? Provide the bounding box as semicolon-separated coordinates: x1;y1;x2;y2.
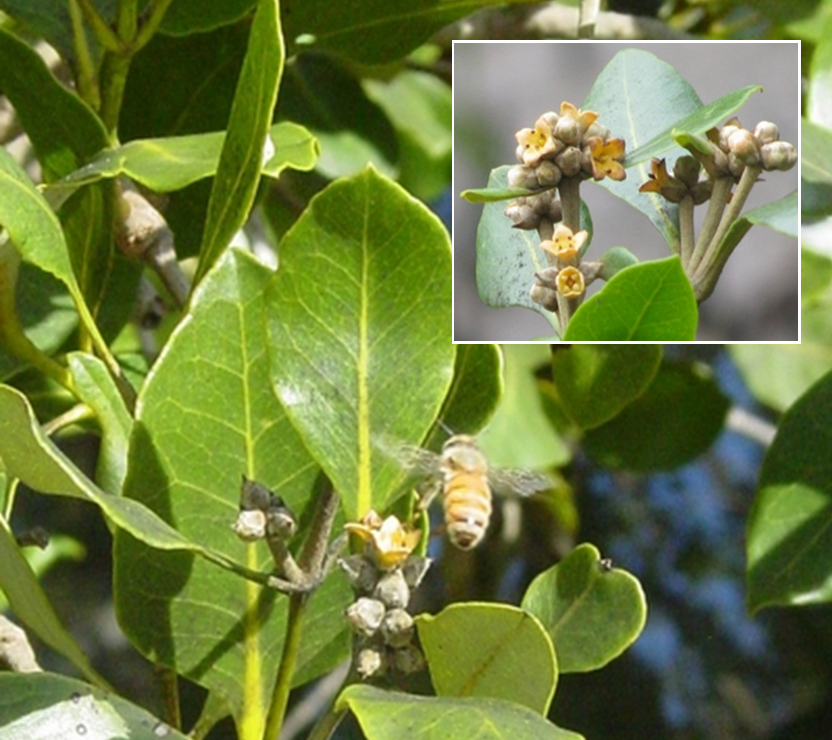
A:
515;116;557;166
588;137;626;181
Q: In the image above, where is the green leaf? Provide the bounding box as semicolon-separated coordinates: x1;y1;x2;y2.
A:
0;521;109;688
0;28;108;180
114;248;351;732
582;360;729;471
159;0;257;35
478;345;570;470
808;15;832;129
265;167;453;521
461;186;539;203
582;49;702;250
67;353;132;494
282;0;510;64
736;189;798;238
337;685;585;740
623;84;762;168
521;543;647;673
0;672;189;740
564;257;697;341
364;70;452;201
596;246;639;280
475;166;592;323
747;371;832;611
47;123;318;206
800;118;832;217
417;602;556;714
436;344;503;439
196;0;284;285
549;345;663;430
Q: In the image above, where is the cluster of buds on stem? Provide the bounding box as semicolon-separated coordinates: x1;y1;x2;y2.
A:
340;511;430;682
504;102;627;333
639;117;796;301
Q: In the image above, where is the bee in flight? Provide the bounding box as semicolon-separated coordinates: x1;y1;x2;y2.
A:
400;434;552;550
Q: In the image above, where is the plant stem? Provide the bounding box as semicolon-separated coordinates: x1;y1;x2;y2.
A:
694;165;760;283
68;0;101;110
76;0;124;53
98;52;132;135
133;0;179;52
678;195;694;270
558;176;581;232
689;176;732;273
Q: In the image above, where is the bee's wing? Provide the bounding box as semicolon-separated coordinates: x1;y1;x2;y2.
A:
392;443;443;478
488;467;552;497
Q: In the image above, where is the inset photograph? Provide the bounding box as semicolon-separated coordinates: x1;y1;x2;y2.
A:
453;41;799;342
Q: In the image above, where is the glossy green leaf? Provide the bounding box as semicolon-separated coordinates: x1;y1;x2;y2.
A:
582;360;729;471
196;0;284;284
0;672;188;740
808;15;832;129
597;246;639;280
550;345;663;430
436;345;503;438
623;84;762;168
522;543;647;673
475;165;592;325
115;248;351;732
0;28;108;180
282;0;509;64
582;49;702;249
564;257;697;341
364;70;452;201
801;247;832;303
800;118;832;217
0;520;109;688
747;371;832;611
735;189;798;238
417;603;557;714
337;685;585;740
159;0;257;34
67;353;132;494
266;167;453;521
478;345;570;470
278;53;398;181
47;123;318;208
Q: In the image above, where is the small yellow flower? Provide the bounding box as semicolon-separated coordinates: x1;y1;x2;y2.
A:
557;266;585;298
638;158;688;203
540;223;588;264
515;116;557;166
588;137;626;181
559;101;599;134
345;511;421;570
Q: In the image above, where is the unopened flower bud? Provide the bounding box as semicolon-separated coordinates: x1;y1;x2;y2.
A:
753;121;779;145
535;160;561;187
673;156;701;189
527;190;555;215
507;165;539;190
356;647;386;679
392;644;425;674
541;111;560;130
374;569;410;609
727;128;760;166
401;556;431;590
504;201;539;230
718;123;742;153
346;597;386;637
760;140;797;171
515;144;526;164
727;152;746;178
690;180;714;205
530;282;559;311
584;121;610;142
338;554;379;593
555;146;583;177
555;117;582;146
381;608;414;648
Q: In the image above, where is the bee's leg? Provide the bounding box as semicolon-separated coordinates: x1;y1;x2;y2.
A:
416;478;442;512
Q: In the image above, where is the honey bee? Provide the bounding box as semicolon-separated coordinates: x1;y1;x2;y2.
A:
400;434;552;550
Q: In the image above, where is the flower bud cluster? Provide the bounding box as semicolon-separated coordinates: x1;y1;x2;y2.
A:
340;512;430;681
529;223;595;309
691;117;797;180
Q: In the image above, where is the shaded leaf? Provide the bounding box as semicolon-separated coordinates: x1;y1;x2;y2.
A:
522;543;647;673
114;248;351;733
549;345;663;430
417;602;556;714
0;28;108;180
800;118;832;217
582;360;729;471
564;257;697;341
807;16;832;129
0;672;187;740
265;167;454;521
747;371;832;611
0;521;109;688
337;685;585;740
159;0;257;35
196;0;284;284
